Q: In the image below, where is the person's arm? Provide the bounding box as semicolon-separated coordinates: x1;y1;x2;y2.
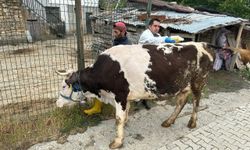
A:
138;30;166;44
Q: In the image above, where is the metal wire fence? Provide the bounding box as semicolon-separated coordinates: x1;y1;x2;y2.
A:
0;0;103;121
0;0;105;148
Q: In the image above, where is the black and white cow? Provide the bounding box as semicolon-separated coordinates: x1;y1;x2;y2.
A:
57;42;214;149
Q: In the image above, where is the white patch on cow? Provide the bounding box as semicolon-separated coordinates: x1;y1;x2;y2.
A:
82;90;116;107
115;101;126;143
165;43;184;51
98;90;116;107
156;43;184;54
83;91;98;98
57;97;75;108
144;76;157;97
102;45;157;100
157;44;173;54
203;72;209;78
183;69;190;78
177;42;213;68
115;102;125;120
57;76;117;107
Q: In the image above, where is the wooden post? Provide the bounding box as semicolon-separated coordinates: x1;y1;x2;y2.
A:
229;23;245;71
212;28;219;45
75;0;85;70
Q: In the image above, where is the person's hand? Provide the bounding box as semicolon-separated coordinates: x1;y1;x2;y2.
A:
170;36;184;43
165;37;176;43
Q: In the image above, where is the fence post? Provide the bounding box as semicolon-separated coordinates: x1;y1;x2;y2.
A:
75;0;85;70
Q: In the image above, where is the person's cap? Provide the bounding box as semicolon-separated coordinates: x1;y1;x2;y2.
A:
113;22;126;32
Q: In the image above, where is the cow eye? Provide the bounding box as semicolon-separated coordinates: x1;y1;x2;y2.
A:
63;85;66;89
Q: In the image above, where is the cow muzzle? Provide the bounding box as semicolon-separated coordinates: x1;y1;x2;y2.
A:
56;81;86;108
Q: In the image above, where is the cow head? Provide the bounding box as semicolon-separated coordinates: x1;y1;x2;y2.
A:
56;70;84;107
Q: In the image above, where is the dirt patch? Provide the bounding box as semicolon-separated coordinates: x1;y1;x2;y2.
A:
207;70;250;93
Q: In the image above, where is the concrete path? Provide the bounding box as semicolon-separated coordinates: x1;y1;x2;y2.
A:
29;88;250;150
160;104;250;150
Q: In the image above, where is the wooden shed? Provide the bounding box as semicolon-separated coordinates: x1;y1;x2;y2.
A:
91;0;250;69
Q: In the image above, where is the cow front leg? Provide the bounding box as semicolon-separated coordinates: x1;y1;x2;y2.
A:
162;86;191;128
109;102;126;149
125;101;130;124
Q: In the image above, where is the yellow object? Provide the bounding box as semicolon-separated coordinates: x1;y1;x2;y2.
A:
170;36;184;43
83;98;102;115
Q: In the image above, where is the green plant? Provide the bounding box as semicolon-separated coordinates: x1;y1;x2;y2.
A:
163;0;250;19
99;0;127;10
240;68;250;80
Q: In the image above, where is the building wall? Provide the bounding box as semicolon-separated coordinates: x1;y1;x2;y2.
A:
0;0;27;45
40;0;99;34
198;30;214;43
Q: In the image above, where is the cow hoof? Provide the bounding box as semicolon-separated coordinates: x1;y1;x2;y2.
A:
187;120;196;129
161;121;172;128
109;140;123;149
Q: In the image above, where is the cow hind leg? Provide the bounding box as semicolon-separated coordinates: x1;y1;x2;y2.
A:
161;86;192;128
109;101;128;149
187;77;206;129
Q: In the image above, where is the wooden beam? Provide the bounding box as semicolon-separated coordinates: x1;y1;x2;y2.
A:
229;23;245;71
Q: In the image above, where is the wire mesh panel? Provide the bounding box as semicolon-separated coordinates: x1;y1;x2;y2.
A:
0;0;79;121
0;0;99;148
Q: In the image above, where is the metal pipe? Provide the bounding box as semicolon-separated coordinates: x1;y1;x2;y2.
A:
146;0;152;26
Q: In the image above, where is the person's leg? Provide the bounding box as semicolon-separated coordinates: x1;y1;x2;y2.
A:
213;52;223;71
84;98;102;115
134;100;150;110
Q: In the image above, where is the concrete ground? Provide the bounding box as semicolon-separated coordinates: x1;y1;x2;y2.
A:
29;86;250;150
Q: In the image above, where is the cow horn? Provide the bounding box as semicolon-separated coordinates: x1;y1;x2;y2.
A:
55;69;73;76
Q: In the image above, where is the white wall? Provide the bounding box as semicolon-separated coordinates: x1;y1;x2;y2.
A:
37;0;99;33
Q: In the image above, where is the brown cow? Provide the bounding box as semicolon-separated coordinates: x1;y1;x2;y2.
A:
231;48;250;68
57;42;214;149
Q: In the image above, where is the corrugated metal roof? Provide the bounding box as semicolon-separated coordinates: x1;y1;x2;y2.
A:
93;8;246;34
154;11;244;33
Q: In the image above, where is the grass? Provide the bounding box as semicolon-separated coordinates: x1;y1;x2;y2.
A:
0;103;115;150
240;68;250;80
